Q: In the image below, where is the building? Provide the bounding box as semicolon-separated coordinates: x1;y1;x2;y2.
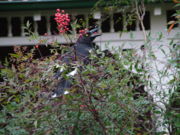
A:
0;0;179;47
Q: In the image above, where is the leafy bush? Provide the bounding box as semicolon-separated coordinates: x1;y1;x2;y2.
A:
0;44;155;135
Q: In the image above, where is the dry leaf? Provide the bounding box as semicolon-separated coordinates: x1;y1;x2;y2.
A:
168;23;175;33
168;20;176;25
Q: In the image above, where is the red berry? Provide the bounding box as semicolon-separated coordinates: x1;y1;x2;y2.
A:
56;9;60;12
54;9;70;34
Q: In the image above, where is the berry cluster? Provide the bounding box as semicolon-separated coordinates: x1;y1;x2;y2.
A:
79;28;88;37
54;9;70;34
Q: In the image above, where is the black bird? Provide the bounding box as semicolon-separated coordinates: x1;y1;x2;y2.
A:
51;27;101;98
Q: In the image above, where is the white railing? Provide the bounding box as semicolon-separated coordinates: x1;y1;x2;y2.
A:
0;9;179;46
0;13;144;46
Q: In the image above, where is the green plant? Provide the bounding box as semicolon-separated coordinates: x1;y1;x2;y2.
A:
0;41;156;134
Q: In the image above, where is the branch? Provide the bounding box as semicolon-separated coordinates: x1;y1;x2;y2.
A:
135;0;147;42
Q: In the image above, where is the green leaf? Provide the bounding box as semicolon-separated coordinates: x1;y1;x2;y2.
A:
26;20;30;28
168;78;176;84
34;120;38;128
9;53;21;58
154;110;162;114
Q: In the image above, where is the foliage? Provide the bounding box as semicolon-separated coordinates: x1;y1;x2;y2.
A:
95;0;163;7
0;41;155;135
164;2;180;135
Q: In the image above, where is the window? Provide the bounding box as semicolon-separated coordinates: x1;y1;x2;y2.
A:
101;14;110;32
113;12;123;32
11;17;21;36
0;17;8;37
37;16;47;35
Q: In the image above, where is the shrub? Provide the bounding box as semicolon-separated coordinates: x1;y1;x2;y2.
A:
0;42;155;135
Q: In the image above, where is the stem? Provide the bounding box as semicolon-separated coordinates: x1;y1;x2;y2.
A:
135;0;147;42
37;48;43;58
78;71;107;135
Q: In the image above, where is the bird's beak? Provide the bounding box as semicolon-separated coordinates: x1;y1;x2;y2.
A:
89;27;99;34
88;26;101;41
91;33;101;38
90;33;101;41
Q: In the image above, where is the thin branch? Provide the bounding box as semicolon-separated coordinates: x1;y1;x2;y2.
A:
135;0;147;42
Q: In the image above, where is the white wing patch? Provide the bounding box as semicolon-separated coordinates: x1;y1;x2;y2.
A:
67;68;78;77
51;93;57;98
64;91;69;95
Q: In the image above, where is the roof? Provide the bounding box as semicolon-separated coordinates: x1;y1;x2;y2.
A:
0;0;97;11
0;0;173;12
